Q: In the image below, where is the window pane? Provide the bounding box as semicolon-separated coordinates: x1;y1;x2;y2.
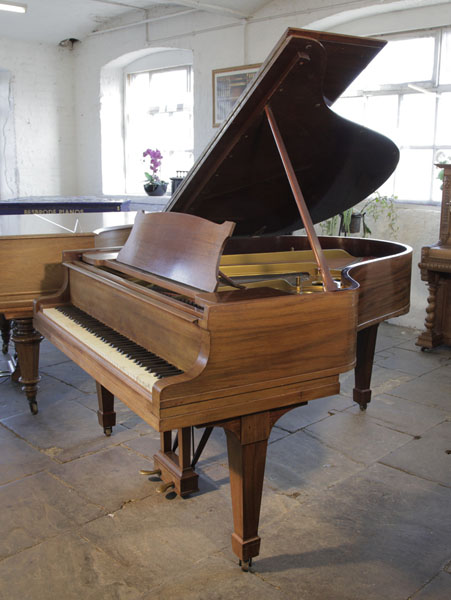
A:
436;93;451;146
347;36;435;92
333;97;365;125
399;93;436;146
365;95;398;140
440;31;451;84
125;67;194;194
395;149;433;200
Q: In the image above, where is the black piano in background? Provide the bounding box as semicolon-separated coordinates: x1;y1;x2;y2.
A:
0;196;128;214
34;28;411;570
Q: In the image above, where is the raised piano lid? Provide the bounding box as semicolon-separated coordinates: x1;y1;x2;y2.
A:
166;28;399;235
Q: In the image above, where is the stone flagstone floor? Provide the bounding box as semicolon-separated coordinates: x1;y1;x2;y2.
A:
0;322;450;599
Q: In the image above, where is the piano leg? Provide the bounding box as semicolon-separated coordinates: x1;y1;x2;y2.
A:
11;317;43;415
223;411;271;570
96;382;116;436
353;323;379;410
153;428;199;497
0;314;11;354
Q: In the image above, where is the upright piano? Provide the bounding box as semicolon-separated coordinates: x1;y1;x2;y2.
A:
34;28;411;569
416;163;451;349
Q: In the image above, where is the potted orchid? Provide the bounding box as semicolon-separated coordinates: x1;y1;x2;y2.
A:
143;148;168;196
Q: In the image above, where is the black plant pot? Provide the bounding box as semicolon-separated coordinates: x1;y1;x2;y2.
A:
143;182;168;196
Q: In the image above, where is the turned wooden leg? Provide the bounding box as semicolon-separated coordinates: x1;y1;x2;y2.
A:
223;411;271;569
0;314;11;354
11;318;43;414
153;427;199;497
353;323;379;411
96;382;116;436
416;275;443;349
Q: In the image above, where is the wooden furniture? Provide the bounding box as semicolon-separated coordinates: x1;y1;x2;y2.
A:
0;213;133;413
34;28;411;569
417;164;451;349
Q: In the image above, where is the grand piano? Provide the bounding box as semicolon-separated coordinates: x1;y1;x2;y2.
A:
34;28;412;569
0;212;134;413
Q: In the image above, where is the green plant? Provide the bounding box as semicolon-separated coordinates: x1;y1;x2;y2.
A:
320;213;340;236
319;192;399;238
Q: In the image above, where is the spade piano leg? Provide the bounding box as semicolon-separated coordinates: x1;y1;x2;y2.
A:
223;411;271;569
11;317;43;415
353;323;379;411
96;382;116;436
153;428;199;497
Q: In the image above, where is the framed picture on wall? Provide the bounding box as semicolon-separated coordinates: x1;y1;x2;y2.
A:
212;64;261;127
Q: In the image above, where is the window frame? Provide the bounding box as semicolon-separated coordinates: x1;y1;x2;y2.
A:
337;26;451;205
123;64;194;195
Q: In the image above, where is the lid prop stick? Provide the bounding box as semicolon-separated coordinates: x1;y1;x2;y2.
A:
265;104;338;292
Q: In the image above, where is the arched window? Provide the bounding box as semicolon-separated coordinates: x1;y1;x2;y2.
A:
124;64;193;194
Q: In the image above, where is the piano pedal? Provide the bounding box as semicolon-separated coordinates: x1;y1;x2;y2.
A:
139;468;162;478
157;481;175;494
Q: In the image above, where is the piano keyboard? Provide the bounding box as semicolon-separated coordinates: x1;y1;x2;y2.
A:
42;305;183;390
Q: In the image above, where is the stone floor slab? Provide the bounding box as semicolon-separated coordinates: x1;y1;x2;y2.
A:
50;445;157;512
411;572;451;600
1;398;132;459
339;364;415;398
38;339;71;368
374;346;450;376
264;429;363;497
345;393;448;436
0;373;83;420
305;411;412;465
0;471;102;559
253;464;451;600
80;487;233;587
41;361;96;394
0;532;144;600
388;364;451;411
0;424;54;485
275;394;354;433
381;421;451;487
143;554;283;599
74;392;153;433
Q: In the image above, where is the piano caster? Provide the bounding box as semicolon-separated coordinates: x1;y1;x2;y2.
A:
139;468;162;478
29;401;38;415
239;558;252;572
104;426;112;436
157;481;175;494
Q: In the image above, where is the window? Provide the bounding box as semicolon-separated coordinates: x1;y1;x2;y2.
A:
333;28;451;203
124;66;194;194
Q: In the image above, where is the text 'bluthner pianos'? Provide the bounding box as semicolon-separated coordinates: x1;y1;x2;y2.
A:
33;28;412;569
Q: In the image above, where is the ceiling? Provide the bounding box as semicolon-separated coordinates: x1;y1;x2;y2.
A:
0;0;272;45
2;0;450;46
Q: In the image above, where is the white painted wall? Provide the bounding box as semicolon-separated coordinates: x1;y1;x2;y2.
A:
1;1;451;329
0;38;75;198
